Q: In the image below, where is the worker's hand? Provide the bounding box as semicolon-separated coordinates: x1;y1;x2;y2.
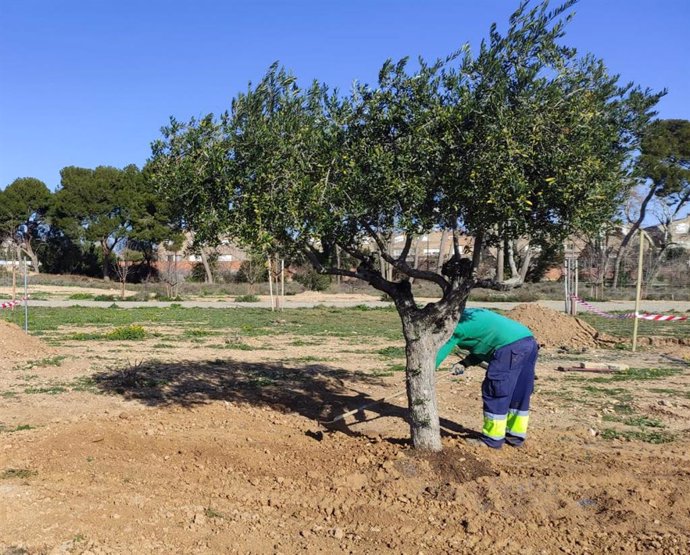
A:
451;362;465;375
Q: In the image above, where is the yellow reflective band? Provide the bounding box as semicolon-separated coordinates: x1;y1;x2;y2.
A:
507;411;529;436
483;415;507;440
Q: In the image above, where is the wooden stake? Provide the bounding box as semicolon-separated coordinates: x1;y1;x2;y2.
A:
632;231;646;352
267;256;274;311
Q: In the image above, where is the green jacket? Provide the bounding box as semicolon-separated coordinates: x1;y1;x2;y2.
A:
435;308;533;368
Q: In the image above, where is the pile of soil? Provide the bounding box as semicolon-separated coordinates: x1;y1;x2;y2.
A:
509;303;600;350
0;319;54;364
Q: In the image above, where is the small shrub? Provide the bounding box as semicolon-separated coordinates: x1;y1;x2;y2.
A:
1;468;37;479
68;293;95;300
294;269;331;292
106;325;146;341
235;294;260;303
377;346;406;358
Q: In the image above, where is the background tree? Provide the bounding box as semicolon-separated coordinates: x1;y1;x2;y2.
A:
0;177;52;272
151;1;657;451
612;119;690;287
51;165;134;279
113;241;144;299
127;164;184;280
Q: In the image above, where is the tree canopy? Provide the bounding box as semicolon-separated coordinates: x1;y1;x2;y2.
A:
0;177;52;270
150;0;661;450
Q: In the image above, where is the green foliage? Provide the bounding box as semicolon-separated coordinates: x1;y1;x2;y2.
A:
293;269;331;291
106;325;146;340
150;0;659;328
68;293;95;300
234;257;268;284
376;346;406;358
235;294;260;302
1;468;37;479
601;428;674;444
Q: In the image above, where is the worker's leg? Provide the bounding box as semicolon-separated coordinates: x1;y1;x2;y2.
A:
505;337;539;447
481;344;520;448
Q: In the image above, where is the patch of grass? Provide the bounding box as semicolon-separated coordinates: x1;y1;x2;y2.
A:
582;386;633;402
248;376;276;388
222;341;253;350
1;468;37;479
68;331;103;341
68;293;94;300
19;355;67;370
69;376;98;392
585;368;682;383
24;386;67;395
601;429;674;444
235;294;260;302
578;313;690;341
386;363;407;373
204;507;225;519
93;294;117;301
106;325;146;340
183;329;218;338
621;416;665;428
290;339;323;346
4;305;403;341
287;355;326;362
647;387;683;396
376;346;405;358
0;424;35;433
611;403;635;415
152;342;175;349
369;369;395;377
1;391;17;398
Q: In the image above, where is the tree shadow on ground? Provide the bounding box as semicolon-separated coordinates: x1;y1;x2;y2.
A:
92;358;475;442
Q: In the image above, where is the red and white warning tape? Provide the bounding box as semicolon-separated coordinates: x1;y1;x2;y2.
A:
570;296;634;319
0;297;27;310
635;312;688;322
570;296;688;322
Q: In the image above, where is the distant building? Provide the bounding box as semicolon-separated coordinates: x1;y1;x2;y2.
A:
155;235;248;275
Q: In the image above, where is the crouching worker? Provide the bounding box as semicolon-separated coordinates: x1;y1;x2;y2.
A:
436;308;538;449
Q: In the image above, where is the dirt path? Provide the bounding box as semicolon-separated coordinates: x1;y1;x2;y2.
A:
1;312;689;554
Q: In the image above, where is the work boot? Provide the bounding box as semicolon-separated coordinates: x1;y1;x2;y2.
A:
465;437;501;449
505;436;525;448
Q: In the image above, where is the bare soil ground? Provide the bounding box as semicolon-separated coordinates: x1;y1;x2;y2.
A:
1;305;690;554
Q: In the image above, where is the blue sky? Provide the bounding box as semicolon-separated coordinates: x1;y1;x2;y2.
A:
1;0;689;191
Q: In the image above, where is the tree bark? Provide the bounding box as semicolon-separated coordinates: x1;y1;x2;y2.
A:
519;244;532;282
100;239;111;280
19;240;40;274
496;240;504;282
612;184;657;288
200;247;214;284
436;229;448;272
401;318;445;451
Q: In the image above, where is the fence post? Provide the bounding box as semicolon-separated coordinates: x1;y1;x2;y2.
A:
631;230;646;352
23;257;29;333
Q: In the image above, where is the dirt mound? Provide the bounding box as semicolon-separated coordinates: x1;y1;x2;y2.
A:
509;303;600;350
0;319;55;364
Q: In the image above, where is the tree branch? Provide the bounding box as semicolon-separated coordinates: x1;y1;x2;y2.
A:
363;223;449;290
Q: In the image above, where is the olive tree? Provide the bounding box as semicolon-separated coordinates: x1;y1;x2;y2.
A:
151;1;654;450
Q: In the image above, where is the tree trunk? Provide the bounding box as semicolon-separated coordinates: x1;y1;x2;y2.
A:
410;237;421;284
436;229;448;272
507;240;519;278
519;245;532;282
496;240;504;282
200;247;214;284
100;240;111;280
20;240;40;274
398;309;459;451
612;184;657;288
